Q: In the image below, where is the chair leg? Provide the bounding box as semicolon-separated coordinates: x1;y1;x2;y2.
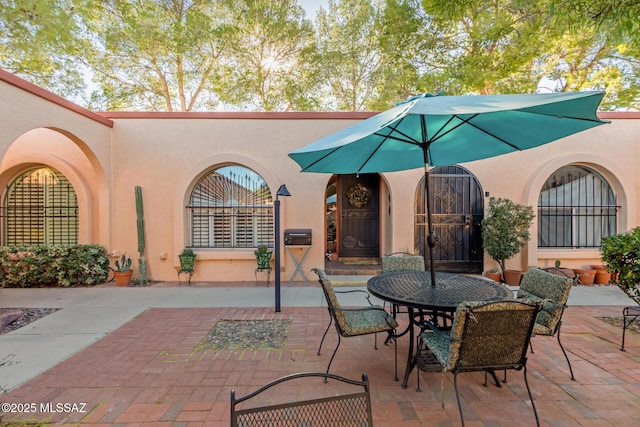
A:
317;315;333;356
324;334;342;382
394;331;398;382
416;336;421;392
453;373;466;427
523;365;541;427
621;308;640;351
556;322;576;381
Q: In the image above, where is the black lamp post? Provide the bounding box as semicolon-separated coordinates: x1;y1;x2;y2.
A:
274;184;291;312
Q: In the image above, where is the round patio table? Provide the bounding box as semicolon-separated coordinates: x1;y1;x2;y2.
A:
367;271;513;388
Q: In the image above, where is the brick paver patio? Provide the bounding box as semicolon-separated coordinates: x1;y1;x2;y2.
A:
1;303;640;426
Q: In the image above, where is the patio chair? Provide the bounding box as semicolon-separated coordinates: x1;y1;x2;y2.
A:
312;267;398;380
230;372;373;427
621;305;640;351
516;267;576;380
382;252;426;318
417;300;542;427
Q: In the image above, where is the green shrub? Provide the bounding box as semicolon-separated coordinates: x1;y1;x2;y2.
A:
600;227;640;290
0;244;109;288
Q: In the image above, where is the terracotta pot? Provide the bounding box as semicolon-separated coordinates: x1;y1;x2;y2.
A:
595;271;611;285
591;264;606;271
114;270;132;287
574;269;596;285
484;272;502;282
503;269;523;286
577;272;595;285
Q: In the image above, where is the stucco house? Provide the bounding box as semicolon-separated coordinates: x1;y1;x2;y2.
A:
1;68;639;283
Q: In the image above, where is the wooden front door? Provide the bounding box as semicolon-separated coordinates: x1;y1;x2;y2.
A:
415;166;484;273
338;174;379;258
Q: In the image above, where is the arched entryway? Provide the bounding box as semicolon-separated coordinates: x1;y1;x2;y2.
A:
326;173;380;260
415;166;484;273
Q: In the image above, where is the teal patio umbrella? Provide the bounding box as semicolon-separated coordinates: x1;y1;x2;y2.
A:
288;91;609;285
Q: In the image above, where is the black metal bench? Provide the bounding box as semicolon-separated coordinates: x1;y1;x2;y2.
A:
230;372;373;426
621;306;640;351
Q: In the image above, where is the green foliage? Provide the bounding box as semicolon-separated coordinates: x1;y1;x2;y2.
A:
2;0;639;111
0;245;109;288
481;197;535;273
114;254;132;272
600;227;640;290
180;248;196;257
216;0;320;111
256;245;270;253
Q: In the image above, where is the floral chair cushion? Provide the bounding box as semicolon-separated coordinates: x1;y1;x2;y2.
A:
314;268;398;337
517;268;572;333
421;300;540;371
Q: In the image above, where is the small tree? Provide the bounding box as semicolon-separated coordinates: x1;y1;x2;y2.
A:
481;197;535;274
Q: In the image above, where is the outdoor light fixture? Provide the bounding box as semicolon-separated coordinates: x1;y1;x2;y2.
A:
274;184;291;312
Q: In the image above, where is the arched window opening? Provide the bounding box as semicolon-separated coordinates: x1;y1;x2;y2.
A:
2;167;79;245
538;165;617;248
187;165;273;248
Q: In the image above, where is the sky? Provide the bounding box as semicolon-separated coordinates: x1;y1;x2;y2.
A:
298;0;328;16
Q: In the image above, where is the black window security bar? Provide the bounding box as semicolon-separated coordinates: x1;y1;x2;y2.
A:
187;166;273;248
538;165;617;248
1;168;79;246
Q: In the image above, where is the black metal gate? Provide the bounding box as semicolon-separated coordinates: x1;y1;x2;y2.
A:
415;166;483;273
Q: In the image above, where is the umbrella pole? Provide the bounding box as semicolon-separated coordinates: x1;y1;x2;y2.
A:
424;165;436;286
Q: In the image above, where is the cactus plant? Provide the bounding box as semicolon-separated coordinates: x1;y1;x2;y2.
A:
115;254;132;272
135;186;148;284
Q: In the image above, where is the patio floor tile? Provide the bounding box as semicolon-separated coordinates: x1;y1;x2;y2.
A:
1;305;639;425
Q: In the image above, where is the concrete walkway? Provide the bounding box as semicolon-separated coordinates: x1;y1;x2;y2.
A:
0;278;634;394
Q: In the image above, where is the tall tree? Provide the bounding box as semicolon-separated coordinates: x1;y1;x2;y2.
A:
0;0;87;99
420;0;550;95
83;0;231;111
315;0;382;111
547;0;640;110
215;0;320;111
368;0;430;110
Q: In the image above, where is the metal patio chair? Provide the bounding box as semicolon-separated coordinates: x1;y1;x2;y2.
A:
312;267;398;380
417;300;542;427
517;267;576;380
230;372;373;427
621;305;640;351
382;252;426;318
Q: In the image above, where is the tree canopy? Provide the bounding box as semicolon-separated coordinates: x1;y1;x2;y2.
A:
1;0;638;111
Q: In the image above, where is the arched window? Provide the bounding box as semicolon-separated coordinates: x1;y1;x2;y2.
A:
538;165;617;248
2;167;78;245
187;165;273;248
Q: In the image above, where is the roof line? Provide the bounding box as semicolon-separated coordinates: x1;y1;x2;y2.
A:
0;69;114;128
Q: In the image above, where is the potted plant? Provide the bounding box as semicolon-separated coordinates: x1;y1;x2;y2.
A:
484;268;502;282
254;245;273;270
179;248;196;273
114;254;133;287
481;197;535;286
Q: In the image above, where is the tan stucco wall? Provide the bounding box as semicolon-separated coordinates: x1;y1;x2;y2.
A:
1;69;639;282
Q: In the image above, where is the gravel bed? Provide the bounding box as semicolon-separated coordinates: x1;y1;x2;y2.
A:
0;308;59;334
598;316;640;334
195;320;290;351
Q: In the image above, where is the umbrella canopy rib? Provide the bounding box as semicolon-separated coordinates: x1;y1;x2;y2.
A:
450;114;520;151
